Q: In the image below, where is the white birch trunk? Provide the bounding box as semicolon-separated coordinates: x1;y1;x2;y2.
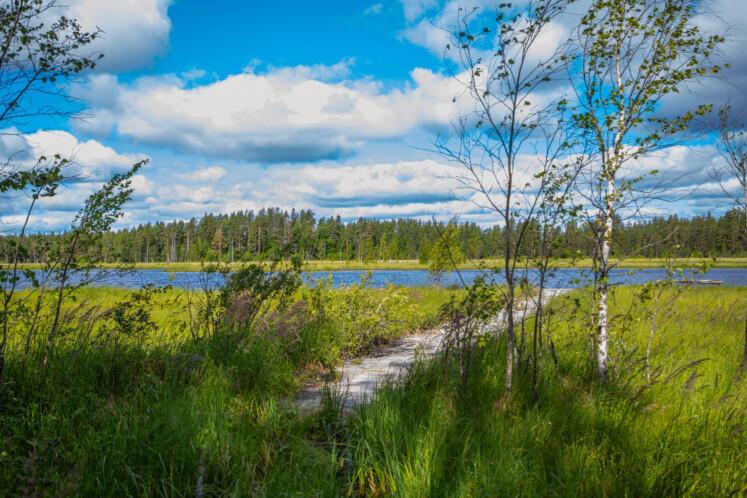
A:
595;33;625;383
596;185;612;382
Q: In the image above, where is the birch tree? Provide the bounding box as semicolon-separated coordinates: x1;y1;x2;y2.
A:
526;121;584;398
571;0;723;382
438;0;573;395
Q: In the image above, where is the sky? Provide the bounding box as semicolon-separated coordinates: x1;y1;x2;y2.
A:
2;0;746;232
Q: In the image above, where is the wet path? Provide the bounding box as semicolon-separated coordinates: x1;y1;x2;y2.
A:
294;288;570;412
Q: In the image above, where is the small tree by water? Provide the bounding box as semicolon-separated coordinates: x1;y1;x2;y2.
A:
428;222;463;287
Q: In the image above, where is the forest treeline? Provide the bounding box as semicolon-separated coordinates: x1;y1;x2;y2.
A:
4;207;745;264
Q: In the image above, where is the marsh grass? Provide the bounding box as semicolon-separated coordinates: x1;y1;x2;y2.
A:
0;286;744;496
341;287;747;497
0;284;457;496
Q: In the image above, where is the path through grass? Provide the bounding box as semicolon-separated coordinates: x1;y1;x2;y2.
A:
0;286;744;496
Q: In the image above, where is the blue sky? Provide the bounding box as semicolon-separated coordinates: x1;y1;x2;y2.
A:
2;0;746;231
153;1;438;81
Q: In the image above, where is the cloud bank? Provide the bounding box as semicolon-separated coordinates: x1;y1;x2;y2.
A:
72;63;465;163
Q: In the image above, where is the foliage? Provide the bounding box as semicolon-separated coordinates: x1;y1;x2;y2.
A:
1;0;102;383
438;0;577;394
40;161;147;364
438;277;505;386
182;254;302;340
572;0;725;382
2;208;746;266
0;268;744;496
219;257;302;328
101;284;171;347
0;0;102;126
428;222;464;286
0;160;146;385
307;273;423;356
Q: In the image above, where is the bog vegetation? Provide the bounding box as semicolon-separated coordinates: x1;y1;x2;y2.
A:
1;0;746;497
0;281;744;496
0;268;460;495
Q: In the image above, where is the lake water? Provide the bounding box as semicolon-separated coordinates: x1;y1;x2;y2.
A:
10;267;747;290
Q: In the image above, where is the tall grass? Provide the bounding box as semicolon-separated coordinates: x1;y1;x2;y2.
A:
0;286;744;496
342;287;747;497
0;283;457;495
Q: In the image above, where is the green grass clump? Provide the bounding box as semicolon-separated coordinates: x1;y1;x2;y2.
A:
0;283;454;496
341;287;747;497
1;338;338;496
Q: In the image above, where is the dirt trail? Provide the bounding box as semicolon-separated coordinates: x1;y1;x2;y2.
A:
294;288;570;412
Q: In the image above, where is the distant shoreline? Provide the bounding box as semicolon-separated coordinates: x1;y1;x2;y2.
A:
11;257;747;271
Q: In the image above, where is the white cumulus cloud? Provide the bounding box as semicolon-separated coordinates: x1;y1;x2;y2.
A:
0;129;150;231
72;63;466;163
66;0;173;72
1;129;145;181
178;166;227;182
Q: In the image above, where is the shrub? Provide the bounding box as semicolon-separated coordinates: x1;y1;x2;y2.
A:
306;273;422;355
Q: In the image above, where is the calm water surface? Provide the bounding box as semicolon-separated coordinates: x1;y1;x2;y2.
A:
11;267;747;289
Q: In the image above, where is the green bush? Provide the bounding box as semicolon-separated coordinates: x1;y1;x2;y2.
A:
306;273;423;355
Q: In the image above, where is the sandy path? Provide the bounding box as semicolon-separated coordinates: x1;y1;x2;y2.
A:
294;288;569;412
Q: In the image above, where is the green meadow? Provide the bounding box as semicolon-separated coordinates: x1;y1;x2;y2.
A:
0;285;744;496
